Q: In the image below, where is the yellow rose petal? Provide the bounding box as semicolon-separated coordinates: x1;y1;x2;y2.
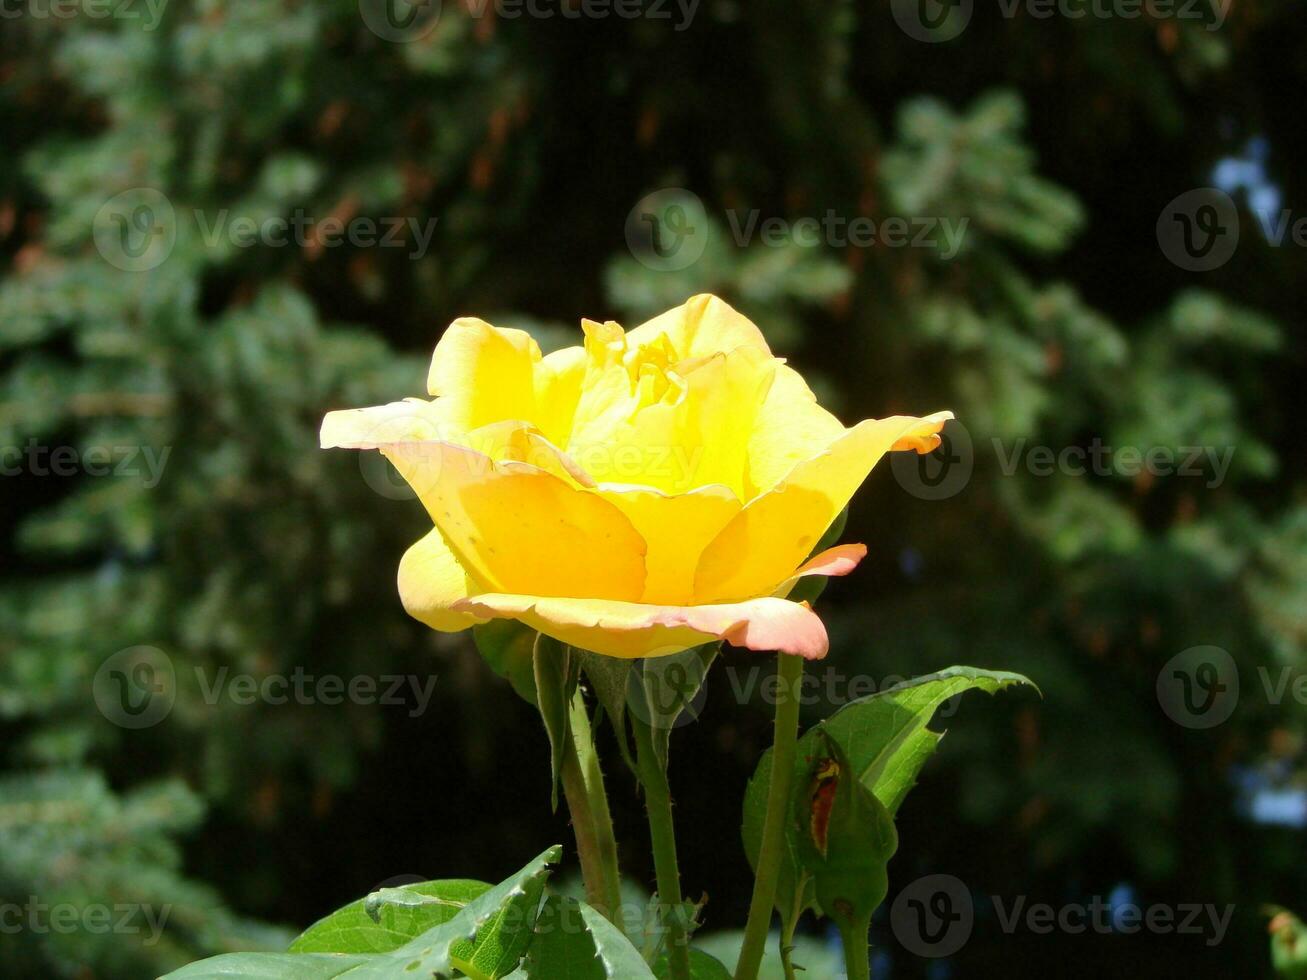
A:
627;293;772;359
398;527;487;632
320;398;453;448
694;412;952;603
593;484;741;605
568;340;775;497
384;439;647;603
744;363;846;497
425;317;586;446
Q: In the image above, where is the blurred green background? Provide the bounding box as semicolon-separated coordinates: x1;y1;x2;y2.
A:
1;0;1305;976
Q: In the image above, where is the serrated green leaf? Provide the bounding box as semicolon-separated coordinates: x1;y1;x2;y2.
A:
819;666;1038;814
289;879;490;953
160;953;373;979
653;948;732;978
524;895;656;979
163;847;562;980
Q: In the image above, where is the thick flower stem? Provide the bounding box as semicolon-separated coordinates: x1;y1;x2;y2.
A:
568;690;623;921
560;719;613;920
837;914;873;980
633;721;691;980
735;651;805;980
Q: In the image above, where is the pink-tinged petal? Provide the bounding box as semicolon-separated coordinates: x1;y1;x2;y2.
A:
451;593;829;660
676;598;828;660
794;542;867;579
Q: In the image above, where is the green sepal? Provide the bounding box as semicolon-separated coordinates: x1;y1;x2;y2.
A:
628;643;719;780
533;633;578;812
573;648;636;773
474;619;539;704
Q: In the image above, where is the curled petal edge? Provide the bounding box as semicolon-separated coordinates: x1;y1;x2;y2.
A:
451;593;829;661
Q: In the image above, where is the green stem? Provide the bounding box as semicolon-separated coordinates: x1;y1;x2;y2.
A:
837;915;872;980
633;721;691;980
560;718;610;920
735;651;805;980
568;690;623;921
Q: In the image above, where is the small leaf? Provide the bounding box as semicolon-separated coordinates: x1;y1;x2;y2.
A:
534;634;577;812
653;948;732;978
475;620;539;704
524;894;656;979
290;879;490;953
160;953;372;979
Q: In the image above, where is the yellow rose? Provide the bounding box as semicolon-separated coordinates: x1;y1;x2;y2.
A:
322;295;949;660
